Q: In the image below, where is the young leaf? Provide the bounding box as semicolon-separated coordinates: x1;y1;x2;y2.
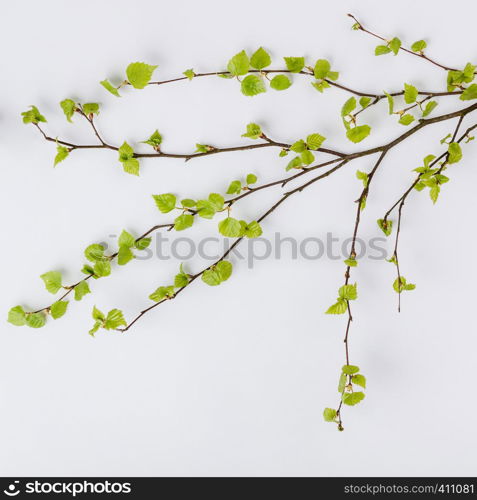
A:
174;214;194;231
326;299;347;315
117;245;134;266
398;114;415;126
338;283;357;301
460;84;477;101
250;47;271;70
201;268;222;286
149;286;175;302
246;173;258;185
338;372;347;393
377;219;393;236
393;276;416;293
183;69;195;80
196;199;216;219
25;312;46;329
341;97;356;117
411;40;427;52
227;50;250;76
404;83;418;104
60;99;76;122
270;74;291;90
240;220;263;238
375;45;391;56
82;103;99;116
100;79;121;97
448;142;462;164
323;408;337;422
344;258;358;267
306;133;326;150
126;62;158;89
8;306;27;326
384;91;394;115
242;123;262;139
353;374;366;388
135;238;151;250
74;281;91;301
300;150;315;165
94;260;111;277
208;193;225;211
314;59;330;79
21;105;46;124
359;96;371;108
50;300;68;320
346;125;371;143
226;180;242;195
181;199;196;208
284;56;305;73
241;74;266;96
342;364;360;375
290;139;307;153
85;243;106;262
152;194;177;213
40;271;62;294
216;260;233;281
174;265;190;288
422;101;438;117
118;230;135;248
389;37;401;55
104;308;127;329
141;130;162;148
54;145;69;166
218;217;242;237
342;391;365;406
356;170;368;187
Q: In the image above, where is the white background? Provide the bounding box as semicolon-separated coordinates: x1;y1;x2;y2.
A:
1;0;476;477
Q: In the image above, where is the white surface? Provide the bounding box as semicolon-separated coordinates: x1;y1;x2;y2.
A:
1;0;476;477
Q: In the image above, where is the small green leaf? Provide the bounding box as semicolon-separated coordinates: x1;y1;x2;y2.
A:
323;408;337;422
149;285;175;302
359;96;371;108
344;258;358;267
118;141;140;175
226;180;242;195
448;142;463;164
94;260;111;277
118;245;134;266
121;158;140;176
183;69;195;80
208;193;225;211
174;214;194;231
104;308;127;329
460;84;477;101
242;123;262;139
411;40;427;52
384;91;394;115
389;37;401;55
218;217;242;237
202;260;233;286
346;125;371;143
342;391;365;406
404;83;418;104
286;156;302;171
60;99;76;122
377;219;393;236
152;193;177;213
8;306;26;326
356;170;368;187
290;139;307;153
299;150;314;165
311;80;330;93
54;145;69;166
82;102;99;116
240;220;262;238
74;281;91;301
216;260;232;281
227;50;250;76
25;312;46;329
342;364;360;375
196;200;216;219
241;74;266;96
40;271;62;294
135;238;151;250
306;133;326;150
141;130;162;148
393;276;416;293
181;199;196;208
270;74;291;90
118;230;135;248
325;298;347;315
100;79;121;97
339;283;357;301
398;114;415;126
250;47;271;69
50;300;68;320
21;105;46;124
422;100;438;117
375;45;391;56
92;306;105;322
338;372;347;393
126;62;157;89
85;243;106;262
353;374;366;388
174;265;190;288
341;97;356;117
430;184;440;204
246;173;258;185
284;56;305;73
313;59;330;79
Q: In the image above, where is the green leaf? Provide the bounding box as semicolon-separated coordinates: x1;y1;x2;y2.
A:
399;114;415;126
430;184;440;204
460;84;477;101
313;59;330;79
85;243;106;262
50;300;68;320
290;139;307;153
422;100;438;117
122;158;140;176
54;145;69;166
118;230;135;248
384;91;394;114
216;260;233;281
327;71;339;81
25;312;46;329
118;141;133;160
149;285;175;302
377;218;393;236
306;133;326;150
118;245;134;265
404;83;418;104
389;37;401;55
92;306;105;322
242;123;262;139
270;74;291;90
448;142;462;164
226;180;242;195
375;45;391;56
152;193;176;213
141;130;162;148
323;408;337;422
40;271;62;294
21;105;46;124
174;265;190;288
94;260;111;277
240;220;263;238
60;99;76;122
325;298;347;315
393;276;416;293
89;322;101;337
344;258;358;267
183;69;195;80
338;372;347;393
356;170;368;187
82;102;99;116
202;260;233;286
74;281;91;301
284;56;305;73
353;374;366;388
227;50;250;76
342;391;365;406
135;238;151;250
341;97;356;117
8;306;26;326
411;40;427;52
126;62;157;89
311;80;330;93
250;47;271;70
342;364;360;375
100;79;121;97
208;193;224;211
339;283;357;301
286;156;303;171
299;150;314;165
174;214;194;231
241;74;266;96
218;217;242;237
181;199;196;208
195;143;211;153
118;141;139;175
246;173;258;185
196;200;216;219
359;96;371;108
104;308;127;329
346;125;371;143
